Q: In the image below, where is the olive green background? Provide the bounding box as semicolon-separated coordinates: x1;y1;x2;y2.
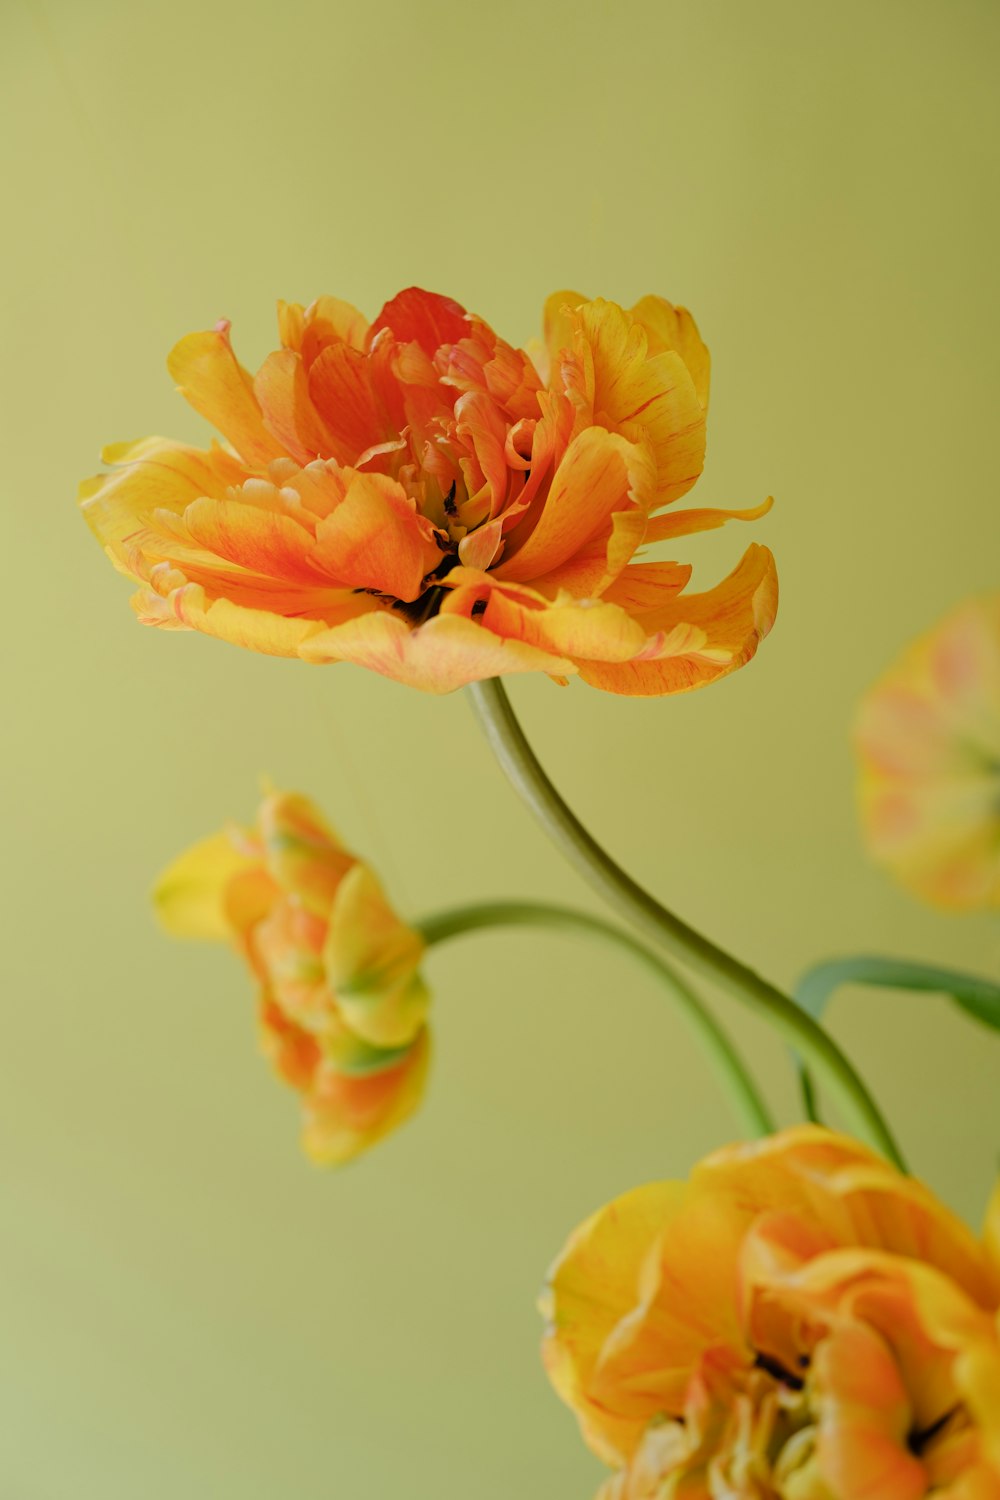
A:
2;1;999;1495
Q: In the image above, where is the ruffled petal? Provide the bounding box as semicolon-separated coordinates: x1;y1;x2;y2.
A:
576;544;777;696
79;437;246;575
299;609;574;692
254;348;342;464
629;295;711;412
495;428;650;584
369;286;469;356
167;321;286;469
541;1180;689;1466
153;829;264;941
311;470;442;601
325;863;429;1048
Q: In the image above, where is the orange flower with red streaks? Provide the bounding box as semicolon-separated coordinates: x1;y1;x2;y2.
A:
154;787;429;1165
80;287;777;694
542;1127;1000;1498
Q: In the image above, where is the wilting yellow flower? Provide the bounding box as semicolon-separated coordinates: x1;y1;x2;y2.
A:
542;1127;1000;1498
155;788;429;1164
80;286;777;694
856;595;1000;909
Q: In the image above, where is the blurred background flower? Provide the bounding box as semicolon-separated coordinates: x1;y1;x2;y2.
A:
155;787;430;1163
856;596;1000;911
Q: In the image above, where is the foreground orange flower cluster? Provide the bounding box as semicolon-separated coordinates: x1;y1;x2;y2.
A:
543;1128;1000;1498
856;594;1000;910
80;287;777;693
155;789;428;1163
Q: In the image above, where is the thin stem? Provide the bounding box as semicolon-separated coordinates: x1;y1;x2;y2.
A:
415;900;775;1139
467;677;905;1170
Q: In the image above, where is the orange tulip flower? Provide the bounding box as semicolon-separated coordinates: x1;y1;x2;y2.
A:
154;787;429;1164
542;1127;1000;1498
856;595;1000;910
80;287;777;694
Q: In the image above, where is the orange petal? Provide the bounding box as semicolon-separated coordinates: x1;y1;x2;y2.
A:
278;294;369;361
369;286;469;356
495;428;649;584
181;494;331;584
307;343;387;465
257;789;355;915
255;348;342;464
300;1027;430;1166
576;544;777;696
532;507;650;600
311;470;441;601
644;496;773;543
167;321;286;469
298;609;574;692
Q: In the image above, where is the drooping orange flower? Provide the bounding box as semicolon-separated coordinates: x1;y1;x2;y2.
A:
855;595;1000;910
154;787;429;1164
542;1127;1000;1498
80;287;777;694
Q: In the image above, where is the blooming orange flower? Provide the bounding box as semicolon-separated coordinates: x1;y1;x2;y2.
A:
855;595;1000;910
542;1127;1000;1498
155;787;429;1164
80;287;777;694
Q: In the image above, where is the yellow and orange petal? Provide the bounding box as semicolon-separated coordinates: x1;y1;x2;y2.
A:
856;595;1000;910
81;285;776;696
154;787;430;1163
542;1126;1000;1497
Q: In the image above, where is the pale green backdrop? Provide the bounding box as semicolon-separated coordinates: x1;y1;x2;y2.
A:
2;1;999;1496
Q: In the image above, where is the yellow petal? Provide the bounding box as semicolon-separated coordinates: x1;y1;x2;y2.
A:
79;437;246;576
134;575;330;657
152;829;260;941
569;299;706;506
643;496;773;543
541;1180;688;1466
167;321;286;470
325;863;429;1048
629;295;711;412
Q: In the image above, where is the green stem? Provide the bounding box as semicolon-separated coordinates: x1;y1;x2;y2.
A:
415;900;775;1139
467;677;906;1170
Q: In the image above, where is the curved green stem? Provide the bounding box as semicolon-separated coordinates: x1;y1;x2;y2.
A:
415;900;775;1138
467;677;906;1170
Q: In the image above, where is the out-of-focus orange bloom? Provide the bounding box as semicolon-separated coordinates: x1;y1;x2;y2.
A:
542;1127;1000;1498
80;287;777;694
155;787;429;1164
855;595;1000;910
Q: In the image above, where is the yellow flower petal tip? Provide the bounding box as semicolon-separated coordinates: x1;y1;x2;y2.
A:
543;1125;1000;1497
154;787;430;1165
80;287;776;696
856;594;1000;910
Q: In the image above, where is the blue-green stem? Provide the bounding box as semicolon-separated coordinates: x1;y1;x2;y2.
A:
467;677;906;1170
415;899;775;1139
